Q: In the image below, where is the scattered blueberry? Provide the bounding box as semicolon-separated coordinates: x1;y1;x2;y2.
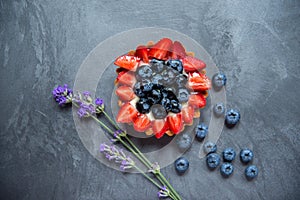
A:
213;103;226;117
174;157;189;174
176;134;192;151
245;165;259;180
222;148;236;162
220;163;234;177
212;72;227;90
195;123;208;141
165;59;183;73
206;153;221;169
240;149;254;164
225;109;240;128
136;65;152;80
204;141;217;154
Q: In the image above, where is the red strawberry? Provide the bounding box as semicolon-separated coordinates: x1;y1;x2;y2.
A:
181;105;194;125
117;71;136;87
188;93;206;108
148;38;173;60
115;85;135;102
152;119;169;139
116;102;138;123
135;45;149;62
187;72;211;91
167;113;183;134
114;55;140;71
170;41;186;59
133;114;151;132
182;56;206;72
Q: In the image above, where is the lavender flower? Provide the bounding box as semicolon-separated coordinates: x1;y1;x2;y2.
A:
158;186;170;198
100;143;135;171
95;98;104;113
148;162;161;174
52;84;73;105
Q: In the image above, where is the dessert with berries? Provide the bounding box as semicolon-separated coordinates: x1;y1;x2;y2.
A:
114;38;211;138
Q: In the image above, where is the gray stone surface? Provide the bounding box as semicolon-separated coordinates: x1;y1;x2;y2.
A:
1;0;300;199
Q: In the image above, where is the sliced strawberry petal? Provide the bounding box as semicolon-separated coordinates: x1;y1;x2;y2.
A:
188;93;206;108
183;56;206;72
114;55;140;71
148;38;173;60
117;71;137;87
115;85;136;102
182;105;194;125
171;41;186;59
135;45;149;63
152;119;169;139
167;113;183;135
133;114;151;132
187;72;211;91
116;102;138;123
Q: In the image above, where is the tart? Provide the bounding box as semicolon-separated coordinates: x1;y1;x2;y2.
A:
114;38;211;139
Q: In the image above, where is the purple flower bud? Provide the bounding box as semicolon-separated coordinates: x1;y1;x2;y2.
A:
77;107;87;118
95;98;104;106
100;144;106;152
52;84;73;106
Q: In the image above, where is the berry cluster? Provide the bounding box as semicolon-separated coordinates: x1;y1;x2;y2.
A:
133;59;189;117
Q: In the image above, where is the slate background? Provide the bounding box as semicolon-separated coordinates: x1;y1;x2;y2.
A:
1;0;300;199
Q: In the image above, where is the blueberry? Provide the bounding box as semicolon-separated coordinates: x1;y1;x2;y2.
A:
141;81;153;93
151;104;167;119
245;165;258;180
150;59;165;73
149;89;162;104
161;98;172;112
213;103;225;117
176;134;192;151
175;74;188;87
212;72;227;89
170;99;181;113
162;88;176;99
222;148;236;162
136;65;152;80
174;157;189;174
225;109;240;127
133;82;146;97
165;59;183;73
161;69;177;85
220;163;234;177
195;123;208;141
206;153;221;169
151;74;163;85
177;88;190;103
136;98;152;114
240;149;254;164
204;141;217;154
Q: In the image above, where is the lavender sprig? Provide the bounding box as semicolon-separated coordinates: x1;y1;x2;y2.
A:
100;143;135;171
52;85;181;200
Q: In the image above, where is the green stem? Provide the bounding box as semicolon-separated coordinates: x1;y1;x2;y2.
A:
99;111;181;200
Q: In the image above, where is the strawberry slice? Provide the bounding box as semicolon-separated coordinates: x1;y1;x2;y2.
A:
181;105;194;125
182;56;206;72
167;113;183;135
152;119;169;139
115;85;136;102
114;55;140;71
116;102;138;123
133;114;151;132
188;93;206;108
187;72;211;91
170;41;186;59
117;71;136;87
135;45;149;62
148;38;173;60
